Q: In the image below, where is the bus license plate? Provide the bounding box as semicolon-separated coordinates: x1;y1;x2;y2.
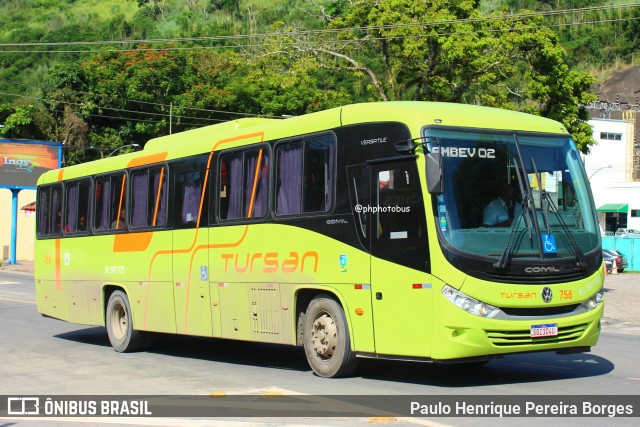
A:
530;323;558;338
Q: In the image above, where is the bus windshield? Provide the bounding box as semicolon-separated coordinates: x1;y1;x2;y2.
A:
424;128;600;262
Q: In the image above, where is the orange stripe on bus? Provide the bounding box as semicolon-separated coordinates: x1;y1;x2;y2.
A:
113;232;153;252
55;239;61;291
127;152;168;168
183;225;251;332
152;167;165;227
182;134;265;331
143;131;265;330
246;149;263;218
115;173;126;229
57;169;65;182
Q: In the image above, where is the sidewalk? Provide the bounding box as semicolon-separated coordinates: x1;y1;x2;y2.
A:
0;259;34;274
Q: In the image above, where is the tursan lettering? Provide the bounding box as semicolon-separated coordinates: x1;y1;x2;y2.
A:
221;251;319;274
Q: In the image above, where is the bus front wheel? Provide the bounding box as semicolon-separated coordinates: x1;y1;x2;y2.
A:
106;290;144;352
303;295;358;378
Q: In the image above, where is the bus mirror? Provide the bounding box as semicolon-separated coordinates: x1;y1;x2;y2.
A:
426;152;444;194
394;139;416;153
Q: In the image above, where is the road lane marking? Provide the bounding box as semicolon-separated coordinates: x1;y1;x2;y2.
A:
203;388;452;426
0;296;36;304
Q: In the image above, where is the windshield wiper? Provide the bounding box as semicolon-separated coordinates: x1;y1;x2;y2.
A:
531;157;586;268
494;135;537;270
537;184;588;269
493;133;549;270
493;202;528;270
531;159;551;235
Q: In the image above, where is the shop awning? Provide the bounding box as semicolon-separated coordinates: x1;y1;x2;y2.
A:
597;203;628;213
21;201;36;212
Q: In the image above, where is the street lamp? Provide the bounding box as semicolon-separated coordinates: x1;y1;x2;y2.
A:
107;144;139;157
588;165;612;180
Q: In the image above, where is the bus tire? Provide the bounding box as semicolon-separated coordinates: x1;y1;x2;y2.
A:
303;295;358;378
106;290;144;353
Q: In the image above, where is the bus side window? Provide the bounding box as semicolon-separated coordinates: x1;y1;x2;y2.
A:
275;141;303;216
219;147;269;221
36;184;62;237
303;136;334;212
64;179;91;234
131;166;166;229
175;170;207;228
275;134;334;216
347;165;370;251
243;148;269;218
372;162;428;272
94;173;127;232
36;187;50;237
110;174;127;230
219;153;242;220
77;180;90;232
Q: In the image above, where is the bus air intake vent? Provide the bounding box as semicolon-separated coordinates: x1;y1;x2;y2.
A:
500;304;580;317
485;323;588;347
482;271;585;285
250;287;281;336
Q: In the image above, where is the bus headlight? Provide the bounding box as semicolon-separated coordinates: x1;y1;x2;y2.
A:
581;287;604;311
442;285;499;318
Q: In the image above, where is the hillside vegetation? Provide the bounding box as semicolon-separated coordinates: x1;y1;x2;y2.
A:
0;0;638;164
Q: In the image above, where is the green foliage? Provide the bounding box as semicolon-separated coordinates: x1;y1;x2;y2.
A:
42;46;241;156
319;0;598;148
0;103;54;140
226;54;352;116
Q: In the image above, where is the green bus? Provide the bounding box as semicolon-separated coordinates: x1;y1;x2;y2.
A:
35;102;604;378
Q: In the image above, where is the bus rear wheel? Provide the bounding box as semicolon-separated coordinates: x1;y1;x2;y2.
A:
303;295;358;378
106;290;144;352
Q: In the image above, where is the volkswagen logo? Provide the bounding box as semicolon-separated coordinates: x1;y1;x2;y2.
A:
541;287;553;303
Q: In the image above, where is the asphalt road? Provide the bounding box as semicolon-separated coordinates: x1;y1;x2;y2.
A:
0;270;639;426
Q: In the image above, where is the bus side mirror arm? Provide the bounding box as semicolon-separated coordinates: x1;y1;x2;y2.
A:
426;152;444;194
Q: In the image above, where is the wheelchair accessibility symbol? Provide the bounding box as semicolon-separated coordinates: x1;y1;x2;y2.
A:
542;233;557;254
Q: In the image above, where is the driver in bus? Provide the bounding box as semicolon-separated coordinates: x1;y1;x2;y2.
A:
483;180;516;227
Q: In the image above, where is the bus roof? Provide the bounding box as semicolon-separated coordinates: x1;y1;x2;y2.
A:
38;102;569;184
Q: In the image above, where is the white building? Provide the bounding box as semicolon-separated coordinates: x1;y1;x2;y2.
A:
584;116;640;233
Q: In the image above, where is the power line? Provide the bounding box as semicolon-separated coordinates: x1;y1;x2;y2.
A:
1;15;638;54
0;78;281;119
0;4;638;54
0;90;225;122
0;2;637;48
0;91;279;128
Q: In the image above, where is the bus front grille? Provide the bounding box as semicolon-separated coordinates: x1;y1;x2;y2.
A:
500;304;580;317
485;323;589;347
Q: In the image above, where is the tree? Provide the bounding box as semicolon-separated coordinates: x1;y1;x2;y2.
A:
227;33;353;116
285;0;597;150
0;103;55;141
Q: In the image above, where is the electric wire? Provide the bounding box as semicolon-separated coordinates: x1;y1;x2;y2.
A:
0;2;637;48
0;4;638;54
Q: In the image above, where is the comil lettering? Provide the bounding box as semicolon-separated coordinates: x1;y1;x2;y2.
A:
432;147;495;158
525;266;561;273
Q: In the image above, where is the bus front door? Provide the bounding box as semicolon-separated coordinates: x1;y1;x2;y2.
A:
368;159;433;358
172;170;213;337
